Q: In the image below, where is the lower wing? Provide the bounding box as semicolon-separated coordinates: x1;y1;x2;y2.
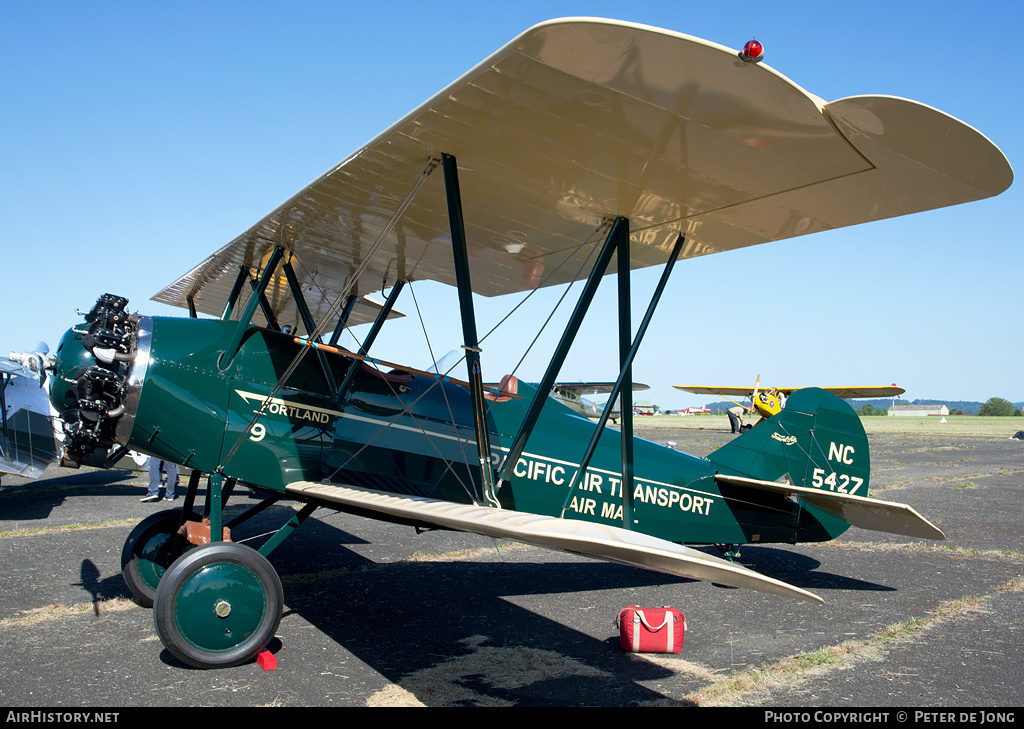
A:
286;481;823;603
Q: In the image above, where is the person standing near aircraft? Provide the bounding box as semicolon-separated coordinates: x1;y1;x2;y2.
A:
727;405;747;433
142;458;178;502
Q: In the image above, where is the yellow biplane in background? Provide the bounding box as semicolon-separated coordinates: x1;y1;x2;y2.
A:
675;379;905;421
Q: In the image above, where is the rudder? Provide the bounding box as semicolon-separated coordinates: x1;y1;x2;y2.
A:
707;388;871;498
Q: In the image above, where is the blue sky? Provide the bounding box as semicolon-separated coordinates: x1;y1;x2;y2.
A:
2;1;1019;409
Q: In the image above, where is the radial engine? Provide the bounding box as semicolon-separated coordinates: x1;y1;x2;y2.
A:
50;294;140;467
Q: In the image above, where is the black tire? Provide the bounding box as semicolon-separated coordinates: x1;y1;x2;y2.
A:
121;509;196;607
153;542;283;669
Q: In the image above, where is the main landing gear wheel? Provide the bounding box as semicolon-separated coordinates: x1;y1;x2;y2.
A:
153;541;283;669
121;509;196;607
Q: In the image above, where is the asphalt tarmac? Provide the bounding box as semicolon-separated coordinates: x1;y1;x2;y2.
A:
0;426;1021;709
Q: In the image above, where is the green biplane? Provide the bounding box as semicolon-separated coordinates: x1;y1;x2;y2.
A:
47;18;1011;669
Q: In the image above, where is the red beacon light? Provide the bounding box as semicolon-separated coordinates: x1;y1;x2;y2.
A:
740;39;764;63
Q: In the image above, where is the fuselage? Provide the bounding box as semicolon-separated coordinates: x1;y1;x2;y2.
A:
51;314;842;546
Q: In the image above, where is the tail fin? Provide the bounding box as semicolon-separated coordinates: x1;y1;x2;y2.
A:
707;388;944;541
708;388;870;496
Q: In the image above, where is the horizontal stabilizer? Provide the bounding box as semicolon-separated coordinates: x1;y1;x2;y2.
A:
286;481;823;603
715;474;945;541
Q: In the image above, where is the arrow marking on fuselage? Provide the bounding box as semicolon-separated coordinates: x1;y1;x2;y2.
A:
235;389;342;423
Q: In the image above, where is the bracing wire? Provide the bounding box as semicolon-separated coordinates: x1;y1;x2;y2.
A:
215;158;439;475
320;221;612;504
432;220;610;390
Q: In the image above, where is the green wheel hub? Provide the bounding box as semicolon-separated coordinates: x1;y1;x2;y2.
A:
171;561;269;653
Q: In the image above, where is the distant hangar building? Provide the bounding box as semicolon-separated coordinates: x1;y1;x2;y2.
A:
888;404;950;417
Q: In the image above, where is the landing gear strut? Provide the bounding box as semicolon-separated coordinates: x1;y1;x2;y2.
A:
716;544;741;562
120;469;300;668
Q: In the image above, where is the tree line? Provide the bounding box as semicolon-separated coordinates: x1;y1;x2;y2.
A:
978;397;1022;417
856;397;1022;417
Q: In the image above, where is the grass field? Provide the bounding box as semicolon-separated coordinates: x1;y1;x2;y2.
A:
637;414;1024;438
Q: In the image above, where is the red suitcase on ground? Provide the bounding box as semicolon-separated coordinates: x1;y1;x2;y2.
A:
617;606;686;654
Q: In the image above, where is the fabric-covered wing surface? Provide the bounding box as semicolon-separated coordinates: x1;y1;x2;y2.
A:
287;481;823;603
715;474;945;541
152;18;1012;327
554;382;650;396
675;385;905;399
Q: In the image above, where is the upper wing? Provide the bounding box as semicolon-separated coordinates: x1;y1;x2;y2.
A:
152;18;1012;326
553;382;650;397
812;386;906;399
287;481;822;603
674;385;906;399
674;386;754;397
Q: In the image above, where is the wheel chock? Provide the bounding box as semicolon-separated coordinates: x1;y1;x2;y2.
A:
257;650;277;670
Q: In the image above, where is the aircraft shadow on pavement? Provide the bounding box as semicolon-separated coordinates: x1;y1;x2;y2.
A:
106;512;695;704
270;548;891;706
66;509;889;705
164;557;700;706
731;545;896;594
1;470;142;522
